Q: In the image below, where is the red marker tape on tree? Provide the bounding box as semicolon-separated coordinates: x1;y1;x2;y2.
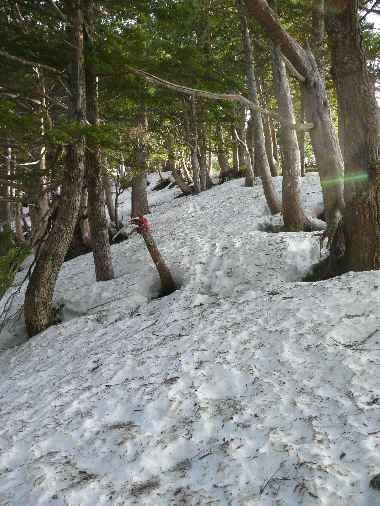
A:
137;215;149;232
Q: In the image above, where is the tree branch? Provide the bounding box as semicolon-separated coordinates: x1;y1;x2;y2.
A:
126;65;313;131
244;0;310;79
0;49;63;74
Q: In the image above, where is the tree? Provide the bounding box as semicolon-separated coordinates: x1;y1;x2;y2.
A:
24;0;86;337
324;0;380;272
244;0;345;239
84;0;114;281
237;0;280;209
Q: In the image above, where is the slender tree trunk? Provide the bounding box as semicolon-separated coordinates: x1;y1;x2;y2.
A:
24;0;86;337
299;95;306;176
102;163;117;224
79;188;91;247
0;148;11;228
14;200;25;245
216;126;232;181
231;126;240;174
246;117;255;185
131;114;150;217
258;78;279;176
139;223;177;296
270;119;279;163
325;0;380;271
84;0;114;281
271;42;308;230
189;98;201;193
198;128;209;190
237;0;281;213
263;114;278;176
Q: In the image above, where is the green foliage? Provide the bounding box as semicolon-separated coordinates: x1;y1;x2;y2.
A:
0;228;31;299
369;474;380;491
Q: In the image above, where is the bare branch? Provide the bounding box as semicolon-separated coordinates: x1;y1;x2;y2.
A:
126;65;313;131
0;49;63;74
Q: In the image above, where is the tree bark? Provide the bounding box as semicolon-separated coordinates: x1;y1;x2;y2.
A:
246;118;255;185
84;0;114;281
24;0;86;337
271;42;308;231
237;0;281;213
140;225;177;297
0;148;11;229
325;0;380;271
168;153;193;195
102;162;117;224
216;126;232;182
244;0;344;231
263;114;278;176
189;98;202;193
299;95;306;176
131;114;150;217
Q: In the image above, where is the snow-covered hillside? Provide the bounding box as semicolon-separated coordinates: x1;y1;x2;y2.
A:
1;174;380;505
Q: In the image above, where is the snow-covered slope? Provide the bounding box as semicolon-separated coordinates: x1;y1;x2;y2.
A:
1;174;380;506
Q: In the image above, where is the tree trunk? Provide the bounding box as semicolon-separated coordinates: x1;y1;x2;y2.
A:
216;126;232;182
24;0;86;337
131;171;149;218
325;0;380;271
237;0;281;213
168;154;193;195
84;0;114;281
102;163;116;224
0;148;11;228
311;0;325;66
263;114;278;176
189;98;202;193
29;175;49;251
140;225;177;297
270;119;279;163
299;95;306;176
231;126;240;174
131;114;150;218
271;43;308;231
246;118;255;186
244;0;344;232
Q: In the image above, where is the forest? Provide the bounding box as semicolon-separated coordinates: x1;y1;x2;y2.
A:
0;1;380;505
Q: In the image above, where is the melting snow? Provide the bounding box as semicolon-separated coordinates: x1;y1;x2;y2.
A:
1;173;380;505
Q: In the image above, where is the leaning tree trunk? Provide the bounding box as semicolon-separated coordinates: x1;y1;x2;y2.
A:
325;0;380;271
271;41;308;231
237;0;281;213
131;114;150;218
84;0;114;281
244;0;344;236
24;0;86;337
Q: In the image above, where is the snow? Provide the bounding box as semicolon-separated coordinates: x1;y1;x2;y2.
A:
1;173;380;505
